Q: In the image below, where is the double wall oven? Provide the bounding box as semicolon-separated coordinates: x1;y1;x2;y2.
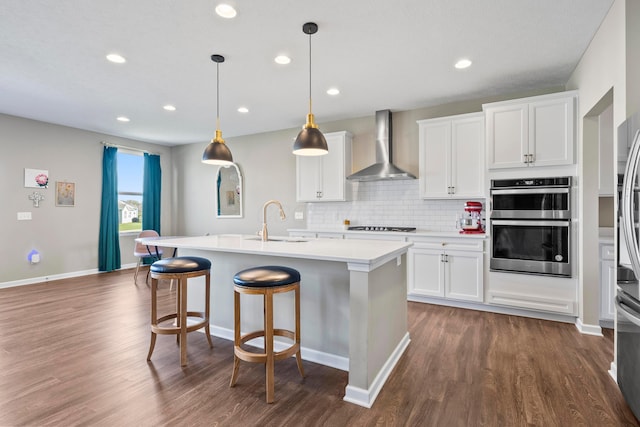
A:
490;177;572;277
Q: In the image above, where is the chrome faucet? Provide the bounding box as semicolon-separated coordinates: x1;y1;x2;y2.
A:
260;200;286;241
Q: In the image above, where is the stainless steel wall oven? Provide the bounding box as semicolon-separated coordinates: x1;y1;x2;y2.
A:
490;177;572;277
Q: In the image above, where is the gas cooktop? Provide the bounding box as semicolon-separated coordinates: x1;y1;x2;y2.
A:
348;226;417;232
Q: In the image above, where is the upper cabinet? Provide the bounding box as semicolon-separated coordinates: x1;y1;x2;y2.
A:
484;91;577;170
296;131;352;202
417;112;485;199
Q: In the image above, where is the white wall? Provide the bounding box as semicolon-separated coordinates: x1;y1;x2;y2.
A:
0;114;173;284
566;0;626;327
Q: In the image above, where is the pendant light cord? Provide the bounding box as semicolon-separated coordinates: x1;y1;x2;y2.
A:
308;30;312;115
216;61;220;130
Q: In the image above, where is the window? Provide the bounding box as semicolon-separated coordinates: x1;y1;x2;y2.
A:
117;152;144;233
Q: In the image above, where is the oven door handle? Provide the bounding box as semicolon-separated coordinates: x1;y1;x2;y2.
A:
491;220;570;227
490;188;569;195
616;298;640;327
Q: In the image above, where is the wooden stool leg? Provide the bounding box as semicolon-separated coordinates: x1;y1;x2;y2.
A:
179;277;188;366
230;289;241;387
265;289;275;403
175;280;181;344
147;277;158;361
204;272;213;348
294;284;305;378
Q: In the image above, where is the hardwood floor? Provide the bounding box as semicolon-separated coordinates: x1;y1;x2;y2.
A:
0;269;637;426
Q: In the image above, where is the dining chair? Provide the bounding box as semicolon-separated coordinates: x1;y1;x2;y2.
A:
134;230;163;284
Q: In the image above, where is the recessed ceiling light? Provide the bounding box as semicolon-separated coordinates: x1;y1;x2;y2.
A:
163;105;176;111
274;55;291;65
455;59;472;69
116;116;130;122
106;53;126;64
327;88;340;96
215;4;237;18
237;107;249;113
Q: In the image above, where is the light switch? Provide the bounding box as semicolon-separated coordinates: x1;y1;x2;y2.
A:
17;212;32;220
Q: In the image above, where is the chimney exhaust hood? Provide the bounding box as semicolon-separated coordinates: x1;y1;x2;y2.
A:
346;110;416;181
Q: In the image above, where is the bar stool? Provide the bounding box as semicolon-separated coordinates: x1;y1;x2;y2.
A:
229;265;305;403
147;256;213;366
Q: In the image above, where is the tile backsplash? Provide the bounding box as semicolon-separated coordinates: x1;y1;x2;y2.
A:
306;180;485;232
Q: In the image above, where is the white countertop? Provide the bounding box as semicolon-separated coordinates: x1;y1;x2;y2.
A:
288;228;487;239
599;227;614;244
138;234;412;271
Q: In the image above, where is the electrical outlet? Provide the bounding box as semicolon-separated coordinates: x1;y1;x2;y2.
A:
294;211;304;220
17;212;32;220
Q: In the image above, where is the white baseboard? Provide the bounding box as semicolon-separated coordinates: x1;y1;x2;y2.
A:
408;294;577;324
343;332;411;408
206;325;349;371
609;361;617;383
575;318;603;336
0;264;137;289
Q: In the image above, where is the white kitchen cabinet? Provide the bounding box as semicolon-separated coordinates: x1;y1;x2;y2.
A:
296;131;352;202
484;91;576;169
598;103;615;196
407;237;484;302
417;113;484;198
600;242;616;323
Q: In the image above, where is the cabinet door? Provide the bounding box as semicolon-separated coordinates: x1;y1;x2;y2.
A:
296;131;351;202
486;104;528;169
600;259;616;321
529;96;574;167
407;248;444;297
419;121;451;198
451;115;484;198
319;132;347;201
296;155;321;201
444;250;484;302
598;103;614;196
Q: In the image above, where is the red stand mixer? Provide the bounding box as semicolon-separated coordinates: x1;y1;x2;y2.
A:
458;201;484;234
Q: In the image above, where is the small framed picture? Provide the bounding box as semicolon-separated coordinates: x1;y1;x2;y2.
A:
55;181;75;207
24;168;49;188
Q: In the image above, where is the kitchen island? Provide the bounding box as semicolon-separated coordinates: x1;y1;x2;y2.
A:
139;234;412;408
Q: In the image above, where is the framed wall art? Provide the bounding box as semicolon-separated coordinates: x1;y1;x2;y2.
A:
55;181;75;206
24;168;49;188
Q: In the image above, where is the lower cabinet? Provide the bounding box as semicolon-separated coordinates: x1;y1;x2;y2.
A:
408;238;484;302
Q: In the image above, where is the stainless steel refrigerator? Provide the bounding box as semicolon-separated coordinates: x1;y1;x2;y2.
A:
617;111;640;420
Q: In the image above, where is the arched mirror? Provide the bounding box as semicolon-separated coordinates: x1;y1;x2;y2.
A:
216;163;243;218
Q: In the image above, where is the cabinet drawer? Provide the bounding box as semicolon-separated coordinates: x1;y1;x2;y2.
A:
600;244;614;261
345;233;406;242
408;236;484;252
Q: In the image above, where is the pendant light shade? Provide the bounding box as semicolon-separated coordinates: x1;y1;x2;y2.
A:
202;54;234;165
293;22;328;156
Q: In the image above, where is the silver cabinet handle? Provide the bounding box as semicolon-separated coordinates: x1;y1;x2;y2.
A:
523;154;528;164
529;154;535;163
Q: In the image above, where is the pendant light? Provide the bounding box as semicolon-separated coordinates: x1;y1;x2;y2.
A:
293;22;328;156
202;54;234;165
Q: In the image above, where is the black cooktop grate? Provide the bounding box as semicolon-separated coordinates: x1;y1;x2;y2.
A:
348;226;416;232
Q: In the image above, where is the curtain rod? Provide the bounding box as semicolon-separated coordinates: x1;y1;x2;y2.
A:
100;141;161;156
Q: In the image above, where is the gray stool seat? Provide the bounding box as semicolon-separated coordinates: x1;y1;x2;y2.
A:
147;256;213;366
229;265;304;403
233;265;300;287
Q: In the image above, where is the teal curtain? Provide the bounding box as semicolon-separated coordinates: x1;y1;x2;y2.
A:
98;146;121;271
142;153;161;233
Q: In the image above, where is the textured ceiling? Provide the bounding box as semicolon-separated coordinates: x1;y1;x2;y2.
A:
0;0;613;145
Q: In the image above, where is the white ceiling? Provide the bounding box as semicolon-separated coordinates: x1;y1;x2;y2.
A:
0;0;613;146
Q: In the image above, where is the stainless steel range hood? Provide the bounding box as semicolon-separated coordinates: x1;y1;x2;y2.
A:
346;110;416;181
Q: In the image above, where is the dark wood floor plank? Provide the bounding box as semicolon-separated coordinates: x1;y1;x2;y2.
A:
0;269;638;426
